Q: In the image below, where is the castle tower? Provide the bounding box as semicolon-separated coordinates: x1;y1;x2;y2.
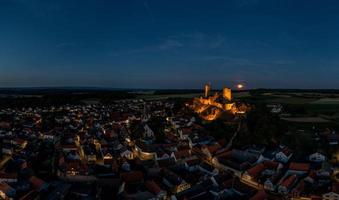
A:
204;83;211;98
223;87;232;101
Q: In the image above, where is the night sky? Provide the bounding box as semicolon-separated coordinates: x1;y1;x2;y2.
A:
0;0;339;89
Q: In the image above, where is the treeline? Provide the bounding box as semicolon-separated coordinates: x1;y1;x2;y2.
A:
0;91;136;108
154;89;202;95
250;88;339;95
0;88;132;95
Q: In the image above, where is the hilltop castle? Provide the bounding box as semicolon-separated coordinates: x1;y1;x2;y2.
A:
192;83;247;121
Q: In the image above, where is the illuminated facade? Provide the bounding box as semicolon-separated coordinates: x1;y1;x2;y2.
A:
223;87;232;101
191;83;248;121
204;83;211;98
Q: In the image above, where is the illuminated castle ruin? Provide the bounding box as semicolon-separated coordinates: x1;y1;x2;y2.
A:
204;83;211;98
223;87;232;101
192;83;248;121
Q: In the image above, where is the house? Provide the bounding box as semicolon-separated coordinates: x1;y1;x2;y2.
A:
171;149;192;162
327;132;338;145
288;162;310;174
242;161;281;188
41;182;71;200
0;182;15;199
0;172;18;183
120;171;144;184
143;124;155;138
89;154;98;164
65;160;88;176
249;190;268;200
0;122;11;130
174;184;214;200
291;179;303;198
213;149;258;174
267;104;283;114
198;162;219;176
264;174;281;192
184;157;201;172
322;182;339;200
1;144;13;155
156;151;170;161
134;142;157;160
242;163;266;182
60;144;77;152
246;145;266;155
278;174;297;194
120;149;134;160
161;169;191;194
145;180;166;199
29;176;48;191
158;157;176;168
322;192;339;200
103;152;113;160
18;190;39;200
275;147;293;163
309;152;326;162
201;143;222;158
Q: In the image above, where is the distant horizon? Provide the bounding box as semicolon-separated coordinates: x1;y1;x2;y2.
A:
0;85;339;91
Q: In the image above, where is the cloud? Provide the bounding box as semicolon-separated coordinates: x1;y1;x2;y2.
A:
158;39;183;50
202;55;297;66
210;35;226;48
111;32;225;57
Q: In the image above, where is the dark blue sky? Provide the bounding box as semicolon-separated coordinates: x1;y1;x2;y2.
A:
0;0;339;89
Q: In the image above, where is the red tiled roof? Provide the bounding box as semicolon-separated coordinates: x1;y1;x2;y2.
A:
249;190;267;200
182;128;193;135
174;150;191;159
289;162;310;172
263;161;278;169
291;180;305;196
19;190;39;200
14;138;26;145
29;176;45;190
310;195;322;200
282;147;293;156
58;156;65;166
145;180;162;195
0;121;11;129
191;147;202;154
0;172;18;179
120;171;144;184
281;175;297;188
308;170;317;179
206;144;222;154
217;139;227;147
247;163;266;178
0;182;12;193
332;182;339;193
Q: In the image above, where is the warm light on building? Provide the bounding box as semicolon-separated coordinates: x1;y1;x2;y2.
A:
204;83;211;98
191;82;249;121
223;87;232;101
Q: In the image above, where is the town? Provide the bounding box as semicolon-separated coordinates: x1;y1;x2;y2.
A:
0;87;338;200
